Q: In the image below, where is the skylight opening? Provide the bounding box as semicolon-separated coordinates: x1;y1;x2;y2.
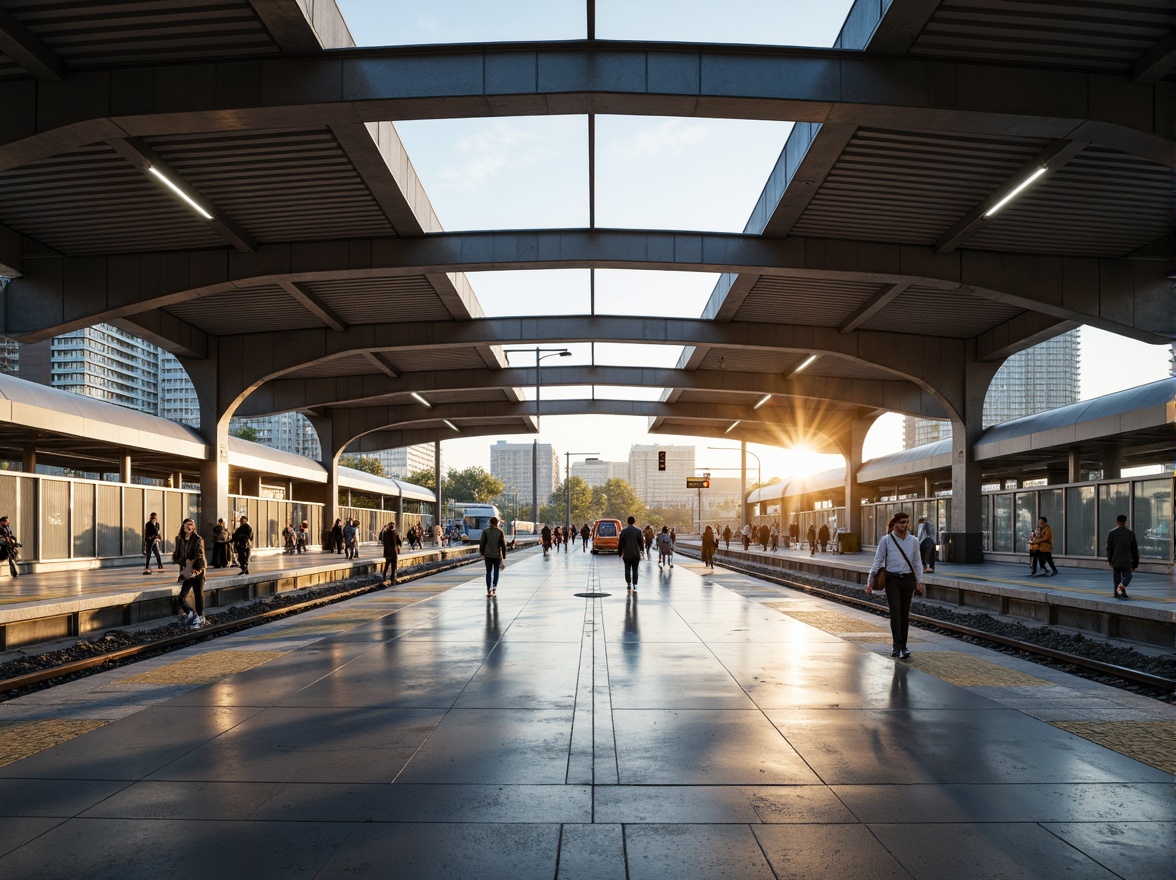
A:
594;270;719;318
468;270;591;317
336;0;583;45
597;0;856;46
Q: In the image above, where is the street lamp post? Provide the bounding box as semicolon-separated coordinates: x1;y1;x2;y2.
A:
708;444;761;530
564;451;598;533
505;346;571;527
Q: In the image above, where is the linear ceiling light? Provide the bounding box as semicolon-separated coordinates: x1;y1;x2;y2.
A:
753;393;771;410
147;166;212;220
786;354;818;379
725;420;740;434
443;419;459;432
982;166;1047;219
411;392;432;408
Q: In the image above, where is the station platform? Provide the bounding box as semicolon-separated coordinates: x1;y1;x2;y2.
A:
680;541;1176;647
0;548;1171;879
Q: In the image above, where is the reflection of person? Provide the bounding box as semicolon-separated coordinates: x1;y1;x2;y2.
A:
479;516;507;597
866;511;924;660
1106;514;1138;600
232;515;253;575
173;518;207;628
379;521;401;584
143;512;164;574
618;516;645;594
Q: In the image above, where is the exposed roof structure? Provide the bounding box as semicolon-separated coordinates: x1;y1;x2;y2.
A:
0;0;1170;458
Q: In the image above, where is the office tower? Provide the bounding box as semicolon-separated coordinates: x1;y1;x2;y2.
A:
904;330;1081;448
628;444;695;509
490;440;559;502
365;444;435;478
570;457;629;487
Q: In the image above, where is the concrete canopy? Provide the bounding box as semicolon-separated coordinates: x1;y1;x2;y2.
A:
0;0;1170;465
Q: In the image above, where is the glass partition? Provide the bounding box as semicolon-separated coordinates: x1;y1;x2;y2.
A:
1014;492;1036;554
992;494;1013;552
1038;488;1064;555
1098;483;1130;544
1135;479;1172;560
1066;485;1096;557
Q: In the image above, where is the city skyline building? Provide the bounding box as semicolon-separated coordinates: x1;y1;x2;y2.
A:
628;444;696;509
904;330;1082;449
365;444;435;478
490;440;559;507
571;457;629;487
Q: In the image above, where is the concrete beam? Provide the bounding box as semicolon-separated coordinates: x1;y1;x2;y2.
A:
0;43;1170;170
8;230;1170;344
277;279;347;331
838;282;911;334
0;5;65;82
1133;31;1176;83
240;365;945;419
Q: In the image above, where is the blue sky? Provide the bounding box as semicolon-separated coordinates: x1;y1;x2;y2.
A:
334;1;1172;480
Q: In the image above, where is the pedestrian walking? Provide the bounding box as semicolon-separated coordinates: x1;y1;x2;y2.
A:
479;515;507;597
643;524;655;560
580;523;590;552
741;523;752;551
701;525;717;568
656;525;674;569
1035;517;1057;576
296;521;309;553
807;524;817;556
541;524;552;556
619;516;645;593
1106;514;1139;599
0;515;19;577
282;522;296;554
173;518;208;628
379;521;401;584
917;516;937;573
232;515;253;575
722;524;732;550
866;511;924;659
142;511;164;574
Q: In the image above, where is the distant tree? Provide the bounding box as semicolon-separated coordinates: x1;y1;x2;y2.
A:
405;468;436;492
550;476;596;524
339;455;384;477
446;466;504;504
233;425;259;442
594;477;646;522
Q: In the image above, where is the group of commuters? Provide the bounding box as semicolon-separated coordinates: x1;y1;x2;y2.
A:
540;524;589;555
279;521;312;555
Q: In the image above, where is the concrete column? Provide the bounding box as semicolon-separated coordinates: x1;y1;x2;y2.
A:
1101;446;1122;480
923;475;933;500
286;481;295;501
740;442;748;530
181;347;231;540
172;471;184;489
434;441;442;524
842;417;874;537
21;447;36;473
1068;448;1083;483
306;414;340;548
119;450;132;484
947;359;1000;563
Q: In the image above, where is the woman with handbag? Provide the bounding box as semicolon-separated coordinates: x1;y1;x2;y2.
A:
866;512;924;659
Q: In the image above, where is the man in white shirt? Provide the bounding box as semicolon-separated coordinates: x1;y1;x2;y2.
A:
866;512;925;659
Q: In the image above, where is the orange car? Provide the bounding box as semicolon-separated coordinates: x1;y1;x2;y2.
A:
590;518;623;554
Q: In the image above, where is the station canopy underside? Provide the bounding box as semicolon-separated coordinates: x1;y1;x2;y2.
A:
0;0;1171;455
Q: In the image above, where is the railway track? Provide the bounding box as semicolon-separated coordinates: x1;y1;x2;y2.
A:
679;549;1176;698
0;553;483;699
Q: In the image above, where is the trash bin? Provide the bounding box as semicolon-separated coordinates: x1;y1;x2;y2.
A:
839;532;860;553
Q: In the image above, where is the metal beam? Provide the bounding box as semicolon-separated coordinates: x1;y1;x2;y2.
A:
1;43;1170;170
0;5;65;82
277;279;348;331
838;282;911;334
1133;30;1176;83
934;139;1089;254
9;230;1169;345
105;137;258;253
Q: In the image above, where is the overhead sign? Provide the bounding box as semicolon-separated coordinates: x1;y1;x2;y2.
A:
686;477;710;489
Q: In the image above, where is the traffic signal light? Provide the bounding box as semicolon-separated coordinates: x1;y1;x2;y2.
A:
702;478;710;489
658;450;666;471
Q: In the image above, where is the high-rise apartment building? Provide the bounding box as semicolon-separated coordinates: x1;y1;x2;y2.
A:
628;444;695;509
904;330;1081;448
490;440;559;505
229;412;322;459
366;444;434;478
571;457;629;487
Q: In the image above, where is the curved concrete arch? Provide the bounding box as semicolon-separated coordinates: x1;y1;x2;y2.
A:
12;231;1170;345
211;316;970;425
240;366;948;420
1;42;1169;170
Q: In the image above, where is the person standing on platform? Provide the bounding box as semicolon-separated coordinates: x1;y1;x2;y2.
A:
758;523;770;551
211;517;230;568
770;522;780;551
619;516;645;594
722;524;732;550
0;516;19;577
701;525;717;568
818;523;830;553
296;521;309;553
330;518;345;554
379;521;401;584
1106;514;1139;599
740;523;752;551
142;512;164;574
807;524;817;556
1035;517;1057;576
580;522;590;552
917;516;937;573
789;522;800;548
173;518;208;628
479;515;507;597
232;515;253;575
866;511;924;659
643;524;655;560
540;524;552;556
343;519;358;559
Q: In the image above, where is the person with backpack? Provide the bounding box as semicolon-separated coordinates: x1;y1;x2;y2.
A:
656;525;674;569
866;512;925;659
618;516;645;594
479;516;508;597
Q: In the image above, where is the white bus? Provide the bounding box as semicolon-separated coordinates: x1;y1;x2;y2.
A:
456;503;503;543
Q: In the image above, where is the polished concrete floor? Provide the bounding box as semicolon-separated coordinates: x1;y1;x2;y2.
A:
0;548;1172;879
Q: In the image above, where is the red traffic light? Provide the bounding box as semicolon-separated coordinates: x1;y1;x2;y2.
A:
658;450;666;471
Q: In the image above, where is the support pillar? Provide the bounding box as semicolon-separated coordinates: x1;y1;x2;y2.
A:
946;360;1000;564
1101;446;1122;480
181;347;231;540
21;447;35;473
118;450;132;484
923;475;933;500
172;471;184;490
306;414;340;549
740;442;748;530
1068;448;1083;483
841;417;875;538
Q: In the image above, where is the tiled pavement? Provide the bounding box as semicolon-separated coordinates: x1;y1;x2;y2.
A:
0;549;1171;879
